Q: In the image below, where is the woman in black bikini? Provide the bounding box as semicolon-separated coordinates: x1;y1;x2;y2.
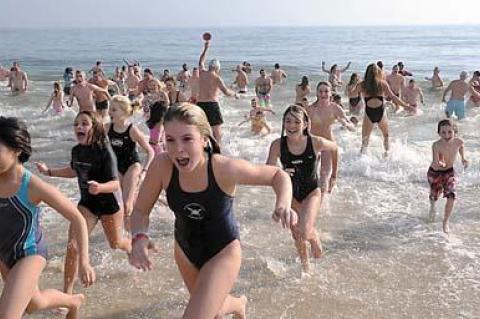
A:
352;63;407;157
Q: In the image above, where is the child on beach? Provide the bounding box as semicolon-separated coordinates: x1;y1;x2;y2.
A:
427;119;468;233
106;96;155;230
238;98;275;135
129;103;296;319
266;105;338;271
0;117;95;319
35;111;131;299
146;101;168;155
43;82;66;114
403;79;424;115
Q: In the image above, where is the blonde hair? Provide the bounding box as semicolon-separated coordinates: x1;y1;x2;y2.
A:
111;95;134;116
164;102;220;153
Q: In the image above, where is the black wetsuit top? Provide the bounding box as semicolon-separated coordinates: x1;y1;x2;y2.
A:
166;154;239;269
364;96;385;123
108;124;140;174
280;136;319;202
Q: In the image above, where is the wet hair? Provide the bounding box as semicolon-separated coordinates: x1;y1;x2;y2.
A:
164;76;177;86
348;73;359;86
65;67;73;74
53;81;62;97
437;119;457;134
75;111;108;148
281;104;311;137
259;69;265;74
316;81;331;92
0;117;32;163
299;76;309;90
330;64;338;73
144;68;153;75
376;61;384;69
163;69;169;74
96;61;101;66
274;63;280;69
146;101;168;129
362;63;382;96
164;103;221;154
208;59;221;71
397;61;404;68
111;95;134;116
473;71;480;77
182;63;188;71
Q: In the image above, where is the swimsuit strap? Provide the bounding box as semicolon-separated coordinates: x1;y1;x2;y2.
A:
16;168;35;211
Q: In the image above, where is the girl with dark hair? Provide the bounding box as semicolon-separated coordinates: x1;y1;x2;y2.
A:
350;63;408;156
43;82;65;114
35;111;130;301
146;100;168;155
295;75;311;103
346;73;362;115
129;103;297;319
266;105;338;271
321;61;351;92
0;117;95;319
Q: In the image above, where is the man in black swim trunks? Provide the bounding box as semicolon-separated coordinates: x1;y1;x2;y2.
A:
197;36;238;145
89;70;118;120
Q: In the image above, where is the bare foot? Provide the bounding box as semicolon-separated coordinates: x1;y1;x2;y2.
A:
234;295;248;319
66;294;85;319
443;220;450;234
310;239;324;259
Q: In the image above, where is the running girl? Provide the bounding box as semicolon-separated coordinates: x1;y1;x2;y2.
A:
107;95;155;229
146;101;168;155
36;111;131;298
129;103;297;319
266;105;338;271
43;82;66;114
0;117;95;319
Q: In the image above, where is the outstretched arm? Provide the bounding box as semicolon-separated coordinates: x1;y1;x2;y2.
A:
321;61;329;74
199;41;210;71
340;62;352;73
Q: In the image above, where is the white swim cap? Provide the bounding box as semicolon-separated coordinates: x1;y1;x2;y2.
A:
208;59;221;71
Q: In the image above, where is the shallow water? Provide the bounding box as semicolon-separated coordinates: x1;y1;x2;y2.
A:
1;26;480;318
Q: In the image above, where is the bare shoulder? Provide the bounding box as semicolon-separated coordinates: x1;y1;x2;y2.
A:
454;137;464;146
28;173;51;205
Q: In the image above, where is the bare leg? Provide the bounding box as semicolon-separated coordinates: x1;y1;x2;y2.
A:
212;125;222;146
361;115;374;154
100;210;132;253
120;163;142;232
429;198;437;223
377;115;389;157
174;241;246;319
64;206;98;294
443;198;455;233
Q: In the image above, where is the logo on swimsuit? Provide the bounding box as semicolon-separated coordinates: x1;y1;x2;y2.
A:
110;138;124;147
291;160;303;165
184;203;206;220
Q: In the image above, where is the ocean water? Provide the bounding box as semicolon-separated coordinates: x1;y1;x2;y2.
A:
1;26;480;318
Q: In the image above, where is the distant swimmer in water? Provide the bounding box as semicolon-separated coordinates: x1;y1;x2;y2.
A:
425;66;444;89
36;111;131;303
129;103;296;319
188;67;200;104
8;63;28;94
442;71;480;120
386;64;406;113
255;69;273;108
345;73;362;115
468;70;480;107
43;82;66;114
197;34;238;146
165;77;188;106
267;105;338;272
0;117;95;319
238;98;275;135
68;70;111;113
350;63;408;157
427;119;468;233
295;76;311;104
307;81;354;195
397;61;413;77
271;63;287;84
403;79;424;115
321;61;351;92
106;96;155;231
233;65;249;94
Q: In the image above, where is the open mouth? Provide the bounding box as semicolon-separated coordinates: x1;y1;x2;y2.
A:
76;132;87;141
286;129;299;135
176;157;190;167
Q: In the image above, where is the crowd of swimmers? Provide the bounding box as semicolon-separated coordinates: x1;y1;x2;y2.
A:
0;32;479;318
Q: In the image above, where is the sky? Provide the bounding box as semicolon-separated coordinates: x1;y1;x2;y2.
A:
0;0;479;28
